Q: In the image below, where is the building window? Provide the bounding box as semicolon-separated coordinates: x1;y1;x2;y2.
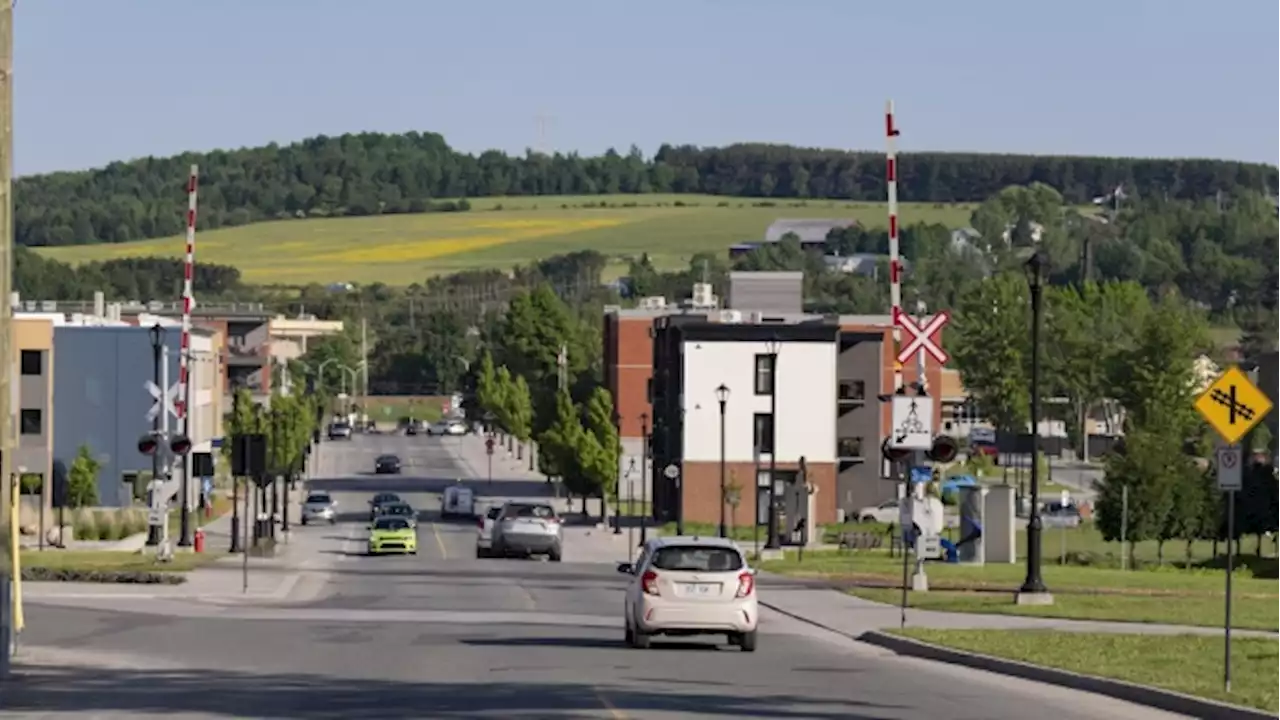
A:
20;408;42;435
754;354;775;395
20;350;41;376
838;380;865;402
753;413;774;454
837;436;864;459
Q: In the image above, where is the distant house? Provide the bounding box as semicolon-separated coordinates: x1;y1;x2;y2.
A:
764;218;858;244
822;253;881;277
950;227;982;251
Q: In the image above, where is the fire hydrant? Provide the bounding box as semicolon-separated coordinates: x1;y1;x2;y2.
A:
193;528;206;554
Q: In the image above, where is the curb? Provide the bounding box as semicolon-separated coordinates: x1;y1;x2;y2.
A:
857;630;1273;720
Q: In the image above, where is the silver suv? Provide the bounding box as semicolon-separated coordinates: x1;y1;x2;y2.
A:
301;492;336;525
492;502;562;562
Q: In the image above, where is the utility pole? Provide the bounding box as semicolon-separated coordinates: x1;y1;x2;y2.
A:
0;1;13;525
360;317;369;415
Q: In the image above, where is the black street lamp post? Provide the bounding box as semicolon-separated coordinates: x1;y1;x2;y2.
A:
715;383;731;538
764;338;782;549
612;410;623;535
639;412;650;544
1020;250;1050;596
146;324;164;547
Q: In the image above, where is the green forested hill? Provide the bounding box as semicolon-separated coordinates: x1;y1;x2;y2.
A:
15;131;1277;247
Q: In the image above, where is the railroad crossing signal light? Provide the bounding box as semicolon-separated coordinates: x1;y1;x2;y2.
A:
881;438;911;464
926;435;959;464
137;433;161;456
169;434;193;456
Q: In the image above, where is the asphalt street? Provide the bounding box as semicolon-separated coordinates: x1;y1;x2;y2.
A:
10;432;1188;719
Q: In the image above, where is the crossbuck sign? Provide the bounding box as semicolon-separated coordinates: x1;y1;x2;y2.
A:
146;380;181;422
893;307;950;365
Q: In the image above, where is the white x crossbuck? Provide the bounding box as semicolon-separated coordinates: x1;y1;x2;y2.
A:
893;306;950;365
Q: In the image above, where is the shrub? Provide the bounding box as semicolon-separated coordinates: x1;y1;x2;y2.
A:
72;509;98;541
93;511;118;541
120;509;148;537
20;567;185;584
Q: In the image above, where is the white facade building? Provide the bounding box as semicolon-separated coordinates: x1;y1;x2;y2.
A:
680;338;837;465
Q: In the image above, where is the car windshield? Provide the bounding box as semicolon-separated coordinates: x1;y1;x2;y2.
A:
384;504;413;516
377;456;399;463
649;545;745;573
486;507;502;520
305;494;330;504
374;494;400;504
374;517;411;531
505;504;555;519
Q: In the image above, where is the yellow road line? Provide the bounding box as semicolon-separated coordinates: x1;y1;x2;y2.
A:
593;688;627;719
430;522;448;558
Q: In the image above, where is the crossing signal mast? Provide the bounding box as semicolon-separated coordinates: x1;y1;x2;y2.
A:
137;431;193;460
880;102;957;470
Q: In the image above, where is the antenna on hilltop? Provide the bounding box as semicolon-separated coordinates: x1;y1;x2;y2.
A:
535;112;554;155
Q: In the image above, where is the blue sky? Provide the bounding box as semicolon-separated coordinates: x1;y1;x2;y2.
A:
16;0;1279;176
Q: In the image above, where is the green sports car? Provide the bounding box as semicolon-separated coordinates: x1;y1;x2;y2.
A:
367;516;417;555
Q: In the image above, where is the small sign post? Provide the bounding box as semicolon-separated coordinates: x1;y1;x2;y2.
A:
1193;366;1272;694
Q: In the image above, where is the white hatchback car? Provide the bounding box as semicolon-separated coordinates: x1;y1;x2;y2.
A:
618;536;758;652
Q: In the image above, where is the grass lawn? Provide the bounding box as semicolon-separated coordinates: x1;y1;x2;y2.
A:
19;549;218;573
891;629;1278;713
362;395;445;424
762;539;1277;628
34;195;977;285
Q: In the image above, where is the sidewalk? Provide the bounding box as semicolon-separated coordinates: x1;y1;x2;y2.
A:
757;577;1280;639
448;433;546;484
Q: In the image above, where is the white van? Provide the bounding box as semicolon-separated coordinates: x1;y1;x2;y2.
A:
442;484;475;519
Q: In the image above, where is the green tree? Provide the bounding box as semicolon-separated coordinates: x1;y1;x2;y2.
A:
504;374;535;455
474;351;506;424
1108;291;1207;434
581;387;619;501
1094;429;1181;566
67;444;101;508
537;389;590;500
950;272;1031;433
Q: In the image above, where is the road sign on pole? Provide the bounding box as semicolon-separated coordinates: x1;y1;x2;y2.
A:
145;380;180;422
1194;365;1272;445
889;395;934;450
1216;445;1243;491
893;307;950;365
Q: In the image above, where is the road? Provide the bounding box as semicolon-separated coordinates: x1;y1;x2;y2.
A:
10;432;1187;719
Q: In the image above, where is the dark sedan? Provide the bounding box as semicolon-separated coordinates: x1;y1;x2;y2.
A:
375;454;402;474
369;492;402;520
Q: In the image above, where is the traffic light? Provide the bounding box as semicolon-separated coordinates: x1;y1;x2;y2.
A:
137;433;161;456
926;435;959;464
169;434;193;456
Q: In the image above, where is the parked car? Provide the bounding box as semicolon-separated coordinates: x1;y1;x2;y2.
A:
1041;501;1083;528
301;492;337;525
855;499;900;524
618;536;758;651
375;454;402;474
491;501;562;561
426;419;468;436
475;505;503;558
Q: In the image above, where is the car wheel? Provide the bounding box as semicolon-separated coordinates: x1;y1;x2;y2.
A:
329;518;337;525
630;627;651;650
860;515;875;523
739;630;758;652
548;547;562;562
624;623;636;647
301;517;309;526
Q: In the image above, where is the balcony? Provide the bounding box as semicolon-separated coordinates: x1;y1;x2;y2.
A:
837;380;867;406
226;340;268;365
837;436;866;462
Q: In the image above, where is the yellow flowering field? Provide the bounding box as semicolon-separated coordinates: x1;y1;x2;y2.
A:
35;194;977;285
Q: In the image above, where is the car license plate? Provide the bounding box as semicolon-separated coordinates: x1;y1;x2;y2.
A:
682;583;717;596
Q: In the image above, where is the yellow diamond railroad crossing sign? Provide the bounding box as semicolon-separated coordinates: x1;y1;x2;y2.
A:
1193;365;1273;445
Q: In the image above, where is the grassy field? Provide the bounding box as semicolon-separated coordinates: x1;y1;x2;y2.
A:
34;195;977;285
892;629;1278;713
360;396;446;423
755;521;1278;627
